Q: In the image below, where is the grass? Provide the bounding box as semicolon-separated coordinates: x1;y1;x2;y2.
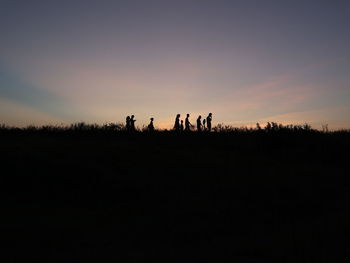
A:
1;123;349;262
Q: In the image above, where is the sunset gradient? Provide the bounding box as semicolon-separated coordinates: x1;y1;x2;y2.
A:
1;0;350;130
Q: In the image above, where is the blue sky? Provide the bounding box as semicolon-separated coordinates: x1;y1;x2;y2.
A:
1;0;350;129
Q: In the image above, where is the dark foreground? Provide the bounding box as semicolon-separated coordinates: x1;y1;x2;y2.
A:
1;130;350;262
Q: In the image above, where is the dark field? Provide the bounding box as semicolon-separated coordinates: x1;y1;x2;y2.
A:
1;128;350;262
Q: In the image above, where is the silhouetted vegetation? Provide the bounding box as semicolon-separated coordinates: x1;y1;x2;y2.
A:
1;121;348;134
1;122;349;261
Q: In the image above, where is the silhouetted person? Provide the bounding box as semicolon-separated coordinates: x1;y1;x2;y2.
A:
203;119;206;131
148;117;154;131
185;114;192;131
126;116;131;131
174;114;181;131
197;115;202;132
206;113;212;131
130;115;136;131
180;120;184;131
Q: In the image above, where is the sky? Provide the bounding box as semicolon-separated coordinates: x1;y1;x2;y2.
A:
1;0;350;130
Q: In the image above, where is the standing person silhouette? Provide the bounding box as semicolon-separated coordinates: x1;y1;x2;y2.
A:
173;114;181;131
197;115;202;132
206;113;212;132
203;119;206;131
130;115;136;131
148;117;154;131
125;116;131;131
185;114;192;131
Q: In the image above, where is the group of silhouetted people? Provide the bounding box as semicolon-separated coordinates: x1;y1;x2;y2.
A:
126;115;155;131
125;113;213;132
174;113;212;132
125;115;137;131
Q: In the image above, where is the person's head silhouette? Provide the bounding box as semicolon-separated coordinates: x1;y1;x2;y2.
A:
187;114;190;118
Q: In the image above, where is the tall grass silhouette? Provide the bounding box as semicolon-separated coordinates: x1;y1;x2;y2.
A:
1;121;348;134
1;120;349;262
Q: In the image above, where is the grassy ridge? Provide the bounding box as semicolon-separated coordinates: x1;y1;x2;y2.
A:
1;126;349;261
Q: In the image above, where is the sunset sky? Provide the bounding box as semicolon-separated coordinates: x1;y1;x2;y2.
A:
1;0;350;129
